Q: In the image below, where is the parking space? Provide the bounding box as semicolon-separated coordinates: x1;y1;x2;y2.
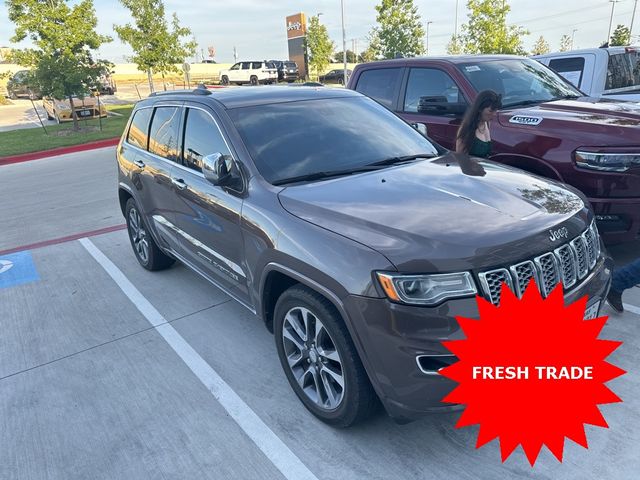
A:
1;148;639;479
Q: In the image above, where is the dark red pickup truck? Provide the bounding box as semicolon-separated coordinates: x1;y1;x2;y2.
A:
347;55;640;244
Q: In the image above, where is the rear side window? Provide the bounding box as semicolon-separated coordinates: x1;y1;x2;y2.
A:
126;108;152;149
252;62;263;69
354;68;402;109
403;68;464;112
606;52;640;90
182;108;230;172
148;107;181;161
241;62;251;70
548;57;585;88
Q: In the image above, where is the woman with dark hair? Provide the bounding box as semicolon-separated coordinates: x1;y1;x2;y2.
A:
455;90;502;158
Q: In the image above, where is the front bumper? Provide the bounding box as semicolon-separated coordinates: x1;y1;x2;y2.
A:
342;255;613;423
589;196;640;244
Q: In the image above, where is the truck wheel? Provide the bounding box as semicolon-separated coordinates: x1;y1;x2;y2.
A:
274;285;378;427
125;198;175;271
221;75;229;86
250;75;258;86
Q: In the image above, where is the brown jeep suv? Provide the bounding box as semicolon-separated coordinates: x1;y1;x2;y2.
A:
117;86;612;426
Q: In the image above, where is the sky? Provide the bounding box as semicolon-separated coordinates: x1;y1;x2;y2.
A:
1;0;638;63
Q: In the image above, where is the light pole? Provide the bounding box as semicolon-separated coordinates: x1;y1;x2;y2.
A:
607;0;619;45
426;21;433;55
571;29;578;50
454;0;459;40
631;0;638;39
341;0;348;85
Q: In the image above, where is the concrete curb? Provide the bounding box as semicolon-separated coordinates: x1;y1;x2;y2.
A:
0;137;120;166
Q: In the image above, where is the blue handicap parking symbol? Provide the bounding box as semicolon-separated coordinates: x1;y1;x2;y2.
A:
0;251;40;289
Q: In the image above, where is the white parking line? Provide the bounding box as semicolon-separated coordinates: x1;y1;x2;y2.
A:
79;237;319;480
623;303;640;316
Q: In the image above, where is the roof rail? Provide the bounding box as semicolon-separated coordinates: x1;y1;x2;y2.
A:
148;85;212;97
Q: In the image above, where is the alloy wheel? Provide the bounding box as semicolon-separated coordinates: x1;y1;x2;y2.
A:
282;306;345;410
128;207;149;264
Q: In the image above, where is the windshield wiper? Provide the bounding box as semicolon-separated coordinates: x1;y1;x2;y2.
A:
551;94;582;100
368;153;437;167
503;99;546;108
272;165;384;186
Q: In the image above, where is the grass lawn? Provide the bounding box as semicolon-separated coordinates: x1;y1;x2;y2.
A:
0;103;133;157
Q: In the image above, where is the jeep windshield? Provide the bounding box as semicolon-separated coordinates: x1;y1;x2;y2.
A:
227;96;440;185
457;58;583;108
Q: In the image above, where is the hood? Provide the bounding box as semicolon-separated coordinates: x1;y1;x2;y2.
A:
278;152;591;272
498;97;640;130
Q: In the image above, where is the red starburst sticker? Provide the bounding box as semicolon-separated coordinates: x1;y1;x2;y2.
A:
439;282;625;465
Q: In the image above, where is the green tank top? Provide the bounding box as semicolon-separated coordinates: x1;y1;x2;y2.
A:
469;137;492;158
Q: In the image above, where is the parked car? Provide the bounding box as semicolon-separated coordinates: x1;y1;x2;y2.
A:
268;60;299;82
219;61;278;86
319;68;352;85
117;86;611;426
43;95;107;123
6;70;41;99
348;55;640;244
534;46;640;102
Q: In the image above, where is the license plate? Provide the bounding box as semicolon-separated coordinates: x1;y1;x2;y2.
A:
78;110;92;117
584;301;600;320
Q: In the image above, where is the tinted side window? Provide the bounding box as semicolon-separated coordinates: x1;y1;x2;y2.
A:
355;68;402;109
127;108;152;149
548;57;585;88
403;68;463;112
606;52;640;90
182;108;230;172
230;63;240;70
148;107;181;161
241;62;251;70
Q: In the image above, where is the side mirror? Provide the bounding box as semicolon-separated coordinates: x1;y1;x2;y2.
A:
202;152;241;189
411;123;428;136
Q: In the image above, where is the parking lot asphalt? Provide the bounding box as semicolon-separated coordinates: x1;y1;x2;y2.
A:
1;147;639;479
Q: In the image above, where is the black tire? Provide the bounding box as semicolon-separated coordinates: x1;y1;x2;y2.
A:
221;75;229;86
125;198;175;271
338;77;345;86
250;75;258;86
274;285;378;427
46;111;54;120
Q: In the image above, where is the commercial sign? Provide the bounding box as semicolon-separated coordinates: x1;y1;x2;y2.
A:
286;12;307;78
286;13;306;40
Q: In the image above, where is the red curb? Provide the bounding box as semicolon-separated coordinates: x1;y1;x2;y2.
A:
0;224;127;256
0;137;120;166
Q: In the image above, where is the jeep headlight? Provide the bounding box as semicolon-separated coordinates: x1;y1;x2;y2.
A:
575;150;640;172
376;272;477;306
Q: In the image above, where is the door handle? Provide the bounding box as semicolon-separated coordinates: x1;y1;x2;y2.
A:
172;177;188;190
133;158;145;168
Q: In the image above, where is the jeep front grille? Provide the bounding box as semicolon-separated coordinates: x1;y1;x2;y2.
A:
479;221;601;305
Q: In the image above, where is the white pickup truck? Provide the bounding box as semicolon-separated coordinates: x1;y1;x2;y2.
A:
534;46;640;102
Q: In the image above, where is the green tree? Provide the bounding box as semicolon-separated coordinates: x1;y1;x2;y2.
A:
531;35;551;55
114;0;196;93
610;24;631;46
7;0;111;130
305;16;335;80
457;0;528;54
559;34;572;52
369;0;425;59
446;34;463;54
334;50;357;63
